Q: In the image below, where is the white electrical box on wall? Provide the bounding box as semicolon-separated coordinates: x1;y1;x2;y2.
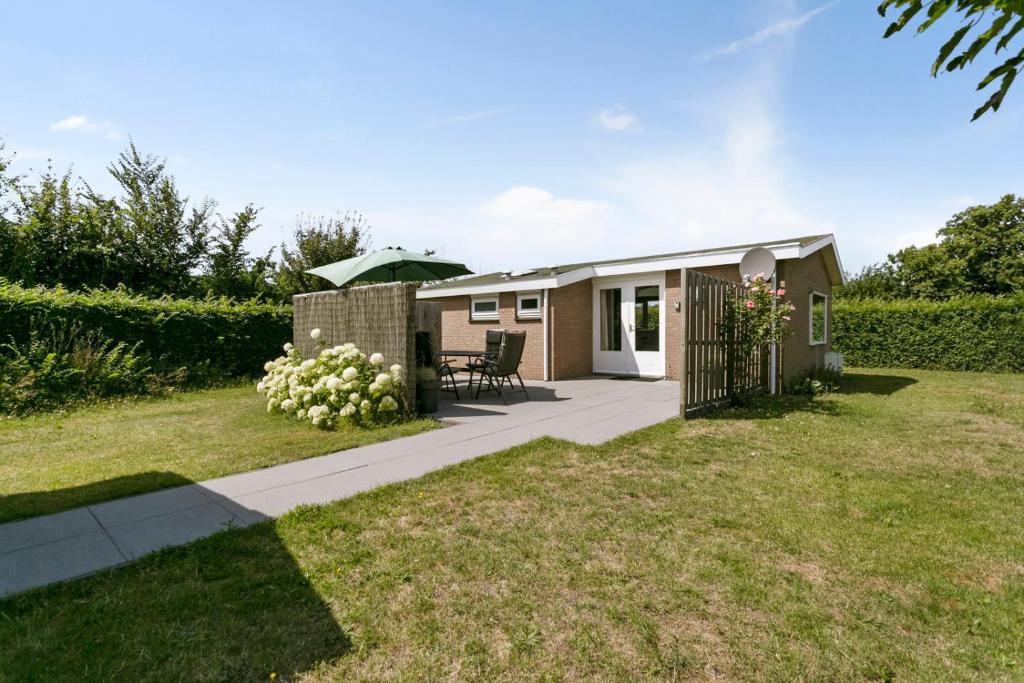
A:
824;351;844;374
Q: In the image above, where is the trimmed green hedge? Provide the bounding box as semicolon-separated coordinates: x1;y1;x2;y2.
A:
832;296;1024;372
0;281;293;380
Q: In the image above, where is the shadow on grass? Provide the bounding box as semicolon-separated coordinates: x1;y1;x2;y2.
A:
0;471;200;524
0;476;349;681
839;372;918;396
706;394;843;421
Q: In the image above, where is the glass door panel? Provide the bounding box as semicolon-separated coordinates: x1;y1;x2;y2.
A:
633;285;660;352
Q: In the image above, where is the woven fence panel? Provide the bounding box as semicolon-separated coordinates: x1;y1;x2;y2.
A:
293;283;418;407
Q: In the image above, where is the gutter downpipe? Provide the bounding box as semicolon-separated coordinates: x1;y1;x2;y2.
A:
542;288;550;382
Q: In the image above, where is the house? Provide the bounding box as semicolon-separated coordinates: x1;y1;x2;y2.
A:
416;234;844;386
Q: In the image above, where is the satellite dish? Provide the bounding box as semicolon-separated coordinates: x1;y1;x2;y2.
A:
739;247;776;281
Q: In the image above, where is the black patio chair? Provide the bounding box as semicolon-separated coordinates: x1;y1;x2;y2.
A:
466;328;505;394
474;331;529;404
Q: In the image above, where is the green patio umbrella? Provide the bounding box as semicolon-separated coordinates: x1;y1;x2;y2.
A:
304;247;473;288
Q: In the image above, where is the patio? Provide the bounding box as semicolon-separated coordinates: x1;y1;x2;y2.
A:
1;377;679;597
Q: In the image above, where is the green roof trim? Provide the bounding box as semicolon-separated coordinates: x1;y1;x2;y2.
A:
420;233;832;291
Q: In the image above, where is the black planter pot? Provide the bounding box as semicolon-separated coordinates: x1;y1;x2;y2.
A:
416;379;441;414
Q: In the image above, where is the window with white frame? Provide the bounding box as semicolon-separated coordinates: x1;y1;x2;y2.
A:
809;291;828;345
471;295;499;321
516;291;541;319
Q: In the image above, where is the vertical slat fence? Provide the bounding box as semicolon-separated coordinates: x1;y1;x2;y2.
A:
679;269;771;419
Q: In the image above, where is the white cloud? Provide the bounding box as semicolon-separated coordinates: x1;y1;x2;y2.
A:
49;115;124;140
50;115;90;131
427;109;505;128
697;1;838;62
594;106;638;132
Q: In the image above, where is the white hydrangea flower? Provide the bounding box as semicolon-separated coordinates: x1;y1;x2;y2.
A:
375;373;391;385
368;382;381;394
379;396;399;412
369;352;384;366
326;376;341;391
360;399;371;413
297;408;306;419
341;403;356;417
342;366;358;381
281;398;296;412
263;361;274;372
349;392;361;404
389;364;402;376
256;382;266;393
283;342;294;352
310;328;322;340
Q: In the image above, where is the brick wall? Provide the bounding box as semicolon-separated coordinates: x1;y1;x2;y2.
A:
777;253;832;385
437;292;546;379
429;255;831;385
550;279;592;380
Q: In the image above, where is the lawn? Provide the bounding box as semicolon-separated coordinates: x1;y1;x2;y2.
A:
0;385;437;523
2;369;1023;681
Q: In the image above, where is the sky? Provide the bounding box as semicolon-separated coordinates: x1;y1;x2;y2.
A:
2;0;1023;276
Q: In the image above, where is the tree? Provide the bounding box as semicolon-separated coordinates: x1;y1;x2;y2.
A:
879;1;1024;120
107;142;214;296
202;204;276;300
838;194;1024;299
274;212;369;299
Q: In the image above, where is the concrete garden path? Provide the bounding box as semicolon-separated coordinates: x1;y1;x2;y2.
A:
0;377;678;597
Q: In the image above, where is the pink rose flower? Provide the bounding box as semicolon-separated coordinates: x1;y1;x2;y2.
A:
782;315;791;321
776;288;785;296
768;289;776;296
745;300;755;309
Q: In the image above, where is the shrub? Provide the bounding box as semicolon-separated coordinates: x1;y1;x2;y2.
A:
257;329;406;429
832;296;1024;372
788;366;842;396
0;322;171;414
0;280;292;382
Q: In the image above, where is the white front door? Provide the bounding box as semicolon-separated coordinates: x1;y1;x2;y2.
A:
592;275;666;376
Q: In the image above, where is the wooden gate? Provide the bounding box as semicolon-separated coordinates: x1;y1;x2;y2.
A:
679;269;770;418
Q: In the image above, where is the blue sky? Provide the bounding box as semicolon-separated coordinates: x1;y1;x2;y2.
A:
3;0;1022;275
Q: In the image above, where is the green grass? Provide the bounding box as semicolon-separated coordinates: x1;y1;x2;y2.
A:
2;369;1023;681
0;386;437;523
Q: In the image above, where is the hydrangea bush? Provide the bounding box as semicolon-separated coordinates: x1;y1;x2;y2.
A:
257;328;406;429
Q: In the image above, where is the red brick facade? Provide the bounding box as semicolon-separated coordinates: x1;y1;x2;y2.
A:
549;279;592;380
438;292;546;379
429;256;832;384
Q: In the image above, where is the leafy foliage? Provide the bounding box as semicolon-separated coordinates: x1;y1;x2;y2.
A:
788;366;842;396
721;274;795;397
833;296;1024;371
879;0;1024;119
0;321;166;414
838;194;1024;300
201;204;277;300
0;142;371;301
275;212;369;298
0;280;292;384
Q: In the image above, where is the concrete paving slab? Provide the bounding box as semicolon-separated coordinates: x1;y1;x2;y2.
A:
105;501;239;559
0;530;125;595
89;484;215;528
0;507;101;555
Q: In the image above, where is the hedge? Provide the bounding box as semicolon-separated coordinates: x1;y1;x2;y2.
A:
832;296;1024;373
0;281;293;380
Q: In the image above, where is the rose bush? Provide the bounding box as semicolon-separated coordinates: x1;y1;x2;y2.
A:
721;273;796;398
256;329;405;429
